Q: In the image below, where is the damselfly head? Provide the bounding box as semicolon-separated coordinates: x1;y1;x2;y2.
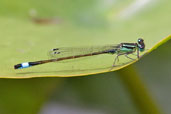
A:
137;38;145;52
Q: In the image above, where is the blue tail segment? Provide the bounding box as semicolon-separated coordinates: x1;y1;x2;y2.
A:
14;61;42;69
14;62;31;69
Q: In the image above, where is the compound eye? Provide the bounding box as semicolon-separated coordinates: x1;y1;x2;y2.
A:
138;38;143;43
137;38;145;52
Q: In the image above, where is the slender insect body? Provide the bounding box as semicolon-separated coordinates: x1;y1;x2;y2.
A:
14;38;145;69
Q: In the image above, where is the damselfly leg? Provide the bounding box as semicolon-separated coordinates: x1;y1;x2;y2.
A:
112;51;136;67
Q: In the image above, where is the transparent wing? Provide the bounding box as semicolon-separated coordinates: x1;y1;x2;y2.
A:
48;44;119;59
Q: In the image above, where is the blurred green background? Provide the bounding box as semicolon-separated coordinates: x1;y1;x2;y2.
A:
0;0;171;114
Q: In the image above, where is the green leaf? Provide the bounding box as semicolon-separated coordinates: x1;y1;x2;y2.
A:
0;0;170;78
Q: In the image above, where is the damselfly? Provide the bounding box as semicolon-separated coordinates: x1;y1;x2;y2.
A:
14;38;145;69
